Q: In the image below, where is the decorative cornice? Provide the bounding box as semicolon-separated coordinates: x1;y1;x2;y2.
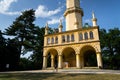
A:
44;26;99;37
64;7;83;17
44;40;100;48
92;18;97;21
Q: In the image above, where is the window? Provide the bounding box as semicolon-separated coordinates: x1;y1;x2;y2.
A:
51;37;54;44
55;36;58;44
90;31;94;39
62;35;65;43
71;34;74;42
79;33;83;41
84;32;88;40
47;38;50;44
67;35;70;42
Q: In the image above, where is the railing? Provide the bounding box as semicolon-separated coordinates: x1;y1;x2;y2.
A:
44;27;99;46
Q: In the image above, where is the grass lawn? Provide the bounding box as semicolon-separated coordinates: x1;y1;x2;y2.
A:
0;73;120;80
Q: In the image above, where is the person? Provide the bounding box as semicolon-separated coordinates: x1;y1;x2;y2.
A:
54;62;58;72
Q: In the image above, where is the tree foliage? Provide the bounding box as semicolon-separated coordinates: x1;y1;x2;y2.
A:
0;31;20;71
100;28;120;69
5;9;36;55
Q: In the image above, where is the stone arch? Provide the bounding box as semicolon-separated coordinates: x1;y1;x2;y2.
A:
61;47;76;54
80;45;96;54
45;48;58;68
79;44;99;53
45;48;58;56
79;45;97;67
61;47;76;68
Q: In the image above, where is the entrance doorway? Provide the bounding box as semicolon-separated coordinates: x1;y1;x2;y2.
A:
46;49;58;68
62;47;76;68
80;46;97;68
84;50;97;67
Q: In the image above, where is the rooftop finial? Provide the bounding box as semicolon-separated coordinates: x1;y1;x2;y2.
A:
92;11;97;26
92;11;95;19
60;19;62;25
46;22;48;28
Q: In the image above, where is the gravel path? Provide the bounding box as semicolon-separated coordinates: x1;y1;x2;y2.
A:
0;69;120;74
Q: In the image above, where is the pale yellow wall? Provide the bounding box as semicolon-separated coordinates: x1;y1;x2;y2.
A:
43;41;101;56
65;0;83;31
44;27;100;47
66;0;80;8
65;12;82;31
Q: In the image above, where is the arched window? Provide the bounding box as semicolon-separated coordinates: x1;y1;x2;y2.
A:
71;34;74;42
90;31;94;39
55;36;58;44
79;33;83;41
84;32;88;40
67;35;70;42
47;38;50;44
62;35;65;43
51;37;54;44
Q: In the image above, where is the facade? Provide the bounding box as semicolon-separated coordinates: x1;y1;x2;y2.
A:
43;0;103;69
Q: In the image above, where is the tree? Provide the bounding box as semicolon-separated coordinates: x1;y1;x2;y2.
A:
29;27;45;69
0;30;7;71
100;28;120;69
30;27;54;69
5;9;36;55
6;39;20;70
0;30;20;71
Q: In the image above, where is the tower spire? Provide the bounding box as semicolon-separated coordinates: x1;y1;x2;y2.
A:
58;19;63;32
92;11;95;19
46;23;48;28
92;11;97;27
45;23;49;35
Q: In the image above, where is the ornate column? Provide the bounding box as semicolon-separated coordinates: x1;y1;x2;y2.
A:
96;52;103;68
51;56;54;68
81;55;84;68
43;56;47;69
76;53;81;68
58;55;63;69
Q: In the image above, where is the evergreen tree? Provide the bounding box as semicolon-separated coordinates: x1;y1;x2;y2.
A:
5;9;36;55
0;30;7;71
6;39;20;70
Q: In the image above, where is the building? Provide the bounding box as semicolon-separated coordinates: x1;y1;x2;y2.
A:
43;0;103;69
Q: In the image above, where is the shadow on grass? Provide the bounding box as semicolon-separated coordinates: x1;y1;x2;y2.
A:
0;73;120;80
0;73;86;80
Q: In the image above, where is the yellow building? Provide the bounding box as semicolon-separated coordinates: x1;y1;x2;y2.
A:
43;0;103;69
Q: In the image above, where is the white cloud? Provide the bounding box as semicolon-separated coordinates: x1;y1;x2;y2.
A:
48;16;64;25
2;11;20;15
0;0;20;15
35;5;62;18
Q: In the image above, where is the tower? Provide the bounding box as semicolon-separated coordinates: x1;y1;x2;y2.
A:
43;0;103;70
64;0;83;31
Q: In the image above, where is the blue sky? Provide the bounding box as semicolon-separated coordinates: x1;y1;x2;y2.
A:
0;0;120;33
0;0;119;58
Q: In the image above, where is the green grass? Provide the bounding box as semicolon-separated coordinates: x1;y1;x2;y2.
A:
0;73;120;80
